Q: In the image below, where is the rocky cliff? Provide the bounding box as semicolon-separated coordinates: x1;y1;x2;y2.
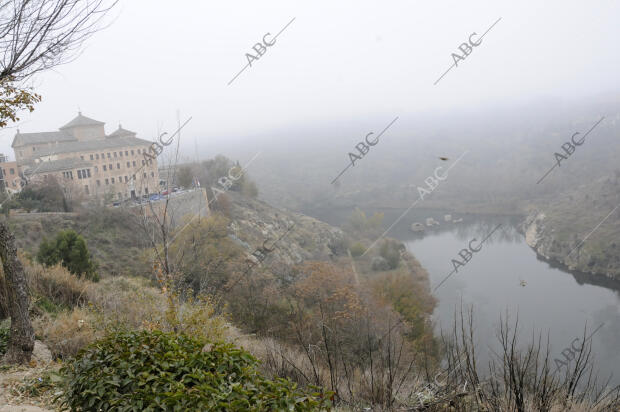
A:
225;192;348;275
522;210;620;280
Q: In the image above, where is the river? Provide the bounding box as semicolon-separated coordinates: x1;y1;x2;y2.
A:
306;207;620;386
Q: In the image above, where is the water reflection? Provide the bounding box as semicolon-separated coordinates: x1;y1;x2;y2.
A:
397;217;620;387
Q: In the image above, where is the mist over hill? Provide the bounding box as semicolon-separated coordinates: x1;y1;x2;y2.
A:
203;96;619;214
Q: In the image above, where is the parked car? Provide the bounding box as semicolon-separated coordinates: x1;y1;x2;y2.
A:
149;194;162;201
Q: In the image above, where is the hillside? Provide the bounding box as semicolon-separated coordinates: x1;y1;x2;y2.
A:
523;175;620;280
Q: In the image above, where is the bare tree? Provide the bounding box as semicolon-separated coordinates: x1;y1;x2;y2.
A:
0;0;118;82
0;0;117;364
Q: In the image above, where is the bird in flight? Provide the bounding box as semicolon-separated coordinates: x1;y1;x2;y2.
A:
439;157;449;161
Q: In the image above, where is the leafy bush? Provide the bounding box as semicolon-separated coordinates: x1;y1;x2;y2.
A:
349;241;366;257
37;229;99;281
346;207;384;237
379;239;401;270
371;256;390;271
60;330;331;411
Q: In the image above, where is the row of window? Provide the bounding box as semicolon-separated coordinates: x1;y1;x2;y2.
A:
99;160;147;172
95;172;155;186
64;169;155;182
82;186;151;198
81;148;146;162
60;160;150;179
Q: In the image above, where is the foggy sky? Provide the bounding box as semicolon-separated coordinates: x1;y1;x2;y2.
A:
1;0;619;160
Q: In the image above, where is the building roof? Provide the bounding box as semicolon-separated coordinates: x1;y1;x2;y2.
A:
59;112;105;130
22;158;93;175
31;136;153;157
11;131;76;148
108;125;137;138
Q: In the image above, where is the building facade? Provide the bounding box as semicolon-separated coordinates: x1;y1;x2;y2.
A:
11;113;160;201
0;155;21;194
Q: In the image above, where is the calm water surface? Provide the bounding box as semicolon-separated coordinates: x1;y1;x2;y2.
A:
307;207;620;385
398;216;620;386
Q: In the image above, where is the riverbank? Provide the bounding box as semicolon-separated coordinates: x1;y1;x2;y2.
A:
523;211;620;281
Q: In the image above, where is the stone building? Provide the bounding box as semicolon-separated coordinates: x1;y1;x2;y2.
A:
0;155;21;194
11;113;160;201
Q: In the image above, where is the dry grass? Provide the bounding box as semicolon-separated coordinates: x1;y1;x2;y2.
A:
26;262;91;309
28;266;230;360
33;308;102;360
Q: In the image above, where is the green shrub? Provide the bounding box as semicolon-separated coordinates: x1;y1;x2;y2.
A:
37;230;99;281
379;239;401;270
349;241;366;257
60;330;331;411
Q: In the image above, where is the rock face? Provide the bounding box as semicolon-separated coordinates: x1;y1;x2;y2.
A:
226;192;347;277
32;341;52;366
523;212;547;255
522;211;620;280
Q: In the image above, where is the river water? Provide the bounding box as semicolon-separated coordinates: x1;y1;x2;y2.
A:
307;208;620;386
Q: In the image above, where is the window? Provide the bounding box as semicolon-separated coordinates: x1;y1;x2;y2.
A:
114;152;117;158
132;161;136;167
117;163;120;169
105;178;109;185
151;172;154;177
119;151;123;157
126;162;130;168
32;147;35;152
94;166;98;172
9;168;14;175
131;150;134;155
125;151;129;156
117;192;121;199
77;169;90;179
85;185;89;195
109;164;113;170
111;177;115;184
96;180;101;186
145;188;149;195
103;165;107;171
80;155;84;160
101;153;105;159
90;154;94;160
141;160;145;166
132;174;136;180
143;172;147;178
96;154;99;160
107;153;111;158
124;176;128;182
